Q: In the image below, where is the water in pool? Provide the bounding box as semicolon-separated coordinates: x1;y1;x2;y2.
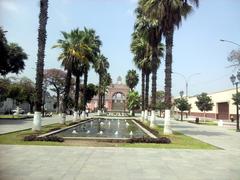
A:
55;119;149;138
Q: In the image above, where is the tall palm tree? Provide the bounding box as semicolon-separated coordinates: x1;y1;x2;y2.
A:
134;2;163;124
72;61;84;121
80;28;101;119
131;29;163;121
125;69;139;91
140;0;199;132
33;0;48;131
53;29;87;123
131;32;146;120
101;72;112;109
93;54;109;115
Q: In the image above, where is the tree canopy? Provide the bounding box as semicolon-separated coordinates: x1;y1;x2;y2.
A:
0;27;28;76
195;93;214;112
126;69;139;91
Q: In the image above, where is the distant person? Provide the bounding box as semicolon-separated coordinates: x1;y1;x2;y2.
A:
86;109;89;117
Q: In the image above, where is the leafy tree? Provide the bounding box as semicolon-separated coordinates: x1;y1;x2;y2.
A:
0;78;11;104
156;91;165;117
228;49;240;70
175;98;191;121
44;69;66;113
7;83;22;106
232;92;240;106
127;91;140;116
195;93;214;122
126;69;139;91
0;27;28;76
33;0;48;130
19;77;35;113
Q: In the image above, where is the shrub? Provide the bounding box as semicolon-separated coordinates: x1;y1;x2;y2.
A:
127;137;171;144
45;136;64;142
23;135;37;141
24;135;64;142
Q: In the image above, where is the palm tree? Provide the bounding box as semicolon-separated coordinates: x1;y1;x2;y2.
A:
101;72;112;109
80;28;101;119
93;54;109;115
131;30;150;121
126;70;139;91
134;2;163;124
140;0;199;132
131;29;163;121
72;61;84;121
33;0;48;131
53;29;87;123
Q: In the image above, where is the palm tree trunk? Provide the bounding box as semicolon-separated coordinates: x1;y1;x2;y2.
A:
103;89;106;110
74;75;80;112
145;72;150;110
83;70;88;110
163;27;174;135
62;68;72;124
73;74;80;121
98;74;102;114
56;90;60;114
164;27;174;109
141;70;145;121
150;33;159;127
141;70;145;111
33;0;48;131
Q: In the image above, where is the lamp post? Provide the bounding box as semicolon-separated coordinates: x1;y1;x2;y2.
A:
174;72;200;98
220;39;240;47
230;72;240;132
179;90;184;98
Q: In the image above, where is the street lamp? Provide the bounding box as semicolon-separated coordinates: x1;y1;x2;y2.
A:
230;72;240;132
174;72;200;97
220;39;240;47
179;90;184;98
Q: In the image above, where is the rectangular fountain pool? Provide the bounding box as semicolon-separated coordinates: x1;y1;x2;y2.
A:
53;118;153;139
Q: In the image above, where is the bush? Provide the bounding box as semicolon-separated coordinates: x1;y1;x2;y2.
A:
24;135;64;142
23;135;37;141
127;137;171;144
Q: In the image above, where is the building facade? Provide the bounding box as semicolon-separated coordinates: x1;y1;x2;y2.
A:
187;88;237;120
87;77;129;112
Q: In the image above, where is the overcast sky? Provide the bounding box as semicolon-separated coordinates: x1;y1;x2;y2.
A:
1;0;240;97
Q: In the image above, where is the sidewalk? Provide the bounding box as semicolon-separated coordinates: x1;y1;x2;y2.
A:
155;117;240;151
0;115;74;134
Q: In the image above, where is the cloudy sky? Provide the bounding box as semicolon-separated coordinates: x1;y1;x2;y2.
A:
0;0;240;97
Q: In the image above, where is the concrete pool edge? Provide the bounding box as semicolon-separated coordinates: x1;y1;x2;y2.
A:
39;117;157;141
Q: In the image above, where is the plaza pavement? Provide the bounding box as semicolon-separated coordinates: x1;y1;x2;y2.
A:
0;115;240;180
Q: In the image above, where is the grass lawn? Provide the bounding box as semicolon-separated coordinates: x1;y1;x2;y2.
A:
120;122;219;149
188;120;218;126
0;115;26;119
0;120;219;149
0;123;69;146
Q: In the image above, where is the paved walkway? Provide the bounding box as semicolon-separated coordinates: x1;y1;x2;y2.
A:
155;117;240;151
0;115;74;134
0;116;240;179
